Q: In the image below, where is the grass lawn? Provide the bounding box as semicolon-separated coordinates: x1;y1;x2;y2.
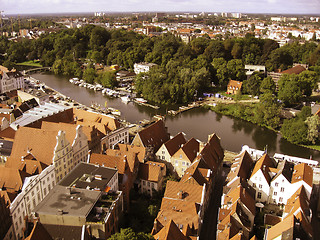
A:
16;60;42;67
302;144;320;151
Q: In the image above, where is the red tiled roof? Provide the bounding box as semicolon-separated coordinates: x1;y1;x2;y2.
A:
134;120;169;152
89;153;127;175
250;154;275;184
281;65;306;75
153;219;190;240
138;161;163;182
6;127;59;169
291;163;313;187
164;132;187;157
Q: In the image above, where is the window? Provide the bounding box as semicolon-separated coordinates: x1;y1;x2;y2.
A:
279;197;283;202
252;183;256;188
147;182;150;187
280;187;284;192
257;192;262;199
182;161;185;166
259;184;262;189
274;192;277;196
275;182;279;187
179;154;182;159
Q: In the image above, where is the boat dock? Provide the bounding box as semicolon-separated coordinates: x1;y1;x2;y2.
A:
133;99;160;109
168;102;200;116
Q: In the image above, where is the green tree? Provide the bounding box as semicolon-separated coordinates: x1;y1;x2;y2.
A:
109;228;154;240
260;76;276;94
297;70;318;97
98;71;117;88
212;58;228;86
254;92;281;129
278;74;302;106
243;72;263;96
281;118;308;144
227;59;246;80
83;67;96;84
306;115;320;144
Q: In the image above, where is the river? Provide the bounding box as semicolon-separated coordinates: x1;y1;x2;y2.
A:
31;73;320;161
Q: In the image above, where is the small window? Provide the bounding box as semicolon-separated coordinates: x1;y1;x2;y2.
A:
257;192;262;199
259;184;262;189
274;192;277;196
279;197;283;202
275;182;279;187
252;183;256;188
280;187;284;192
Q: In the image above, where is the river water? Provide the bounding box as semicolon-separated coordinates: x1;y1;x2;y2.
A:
31;73;320;161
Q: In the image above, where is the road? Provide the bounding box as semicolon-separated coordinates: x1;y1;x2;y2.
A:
199;166;230;240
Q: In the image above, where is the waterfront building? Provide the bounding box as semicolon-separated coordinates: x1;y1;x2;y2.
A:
133;62;157;74
132;120;170;153
226;80;242;95
0;71;25;94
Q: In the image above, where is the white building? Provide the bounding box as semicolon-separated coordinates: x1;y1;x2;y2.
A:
8;165;55;240
134;62;157;74
269;161;293;204
0;71;25;93
101;126;130;152
248;154;275;203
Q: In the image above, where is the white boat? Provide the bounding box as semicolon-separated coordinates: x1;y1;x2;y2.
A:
121;96;130;104
135;98;147;104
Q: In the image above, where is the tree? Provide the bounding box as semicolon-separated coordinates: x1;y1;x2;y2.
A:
280;106;311;144
260;76;276;94
83;67;96;84
109;228;154;240
298;70;318;97
98;71;117;88
254;92;281;129
281;118;308;144
278;74;302;106
227;59;246;81
265;48;293;71
212;58;228;86
306;115;320;144
243;72;263;96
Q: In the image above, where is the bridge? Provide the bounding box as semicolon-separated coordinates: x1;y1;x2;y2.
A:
23;67;51;75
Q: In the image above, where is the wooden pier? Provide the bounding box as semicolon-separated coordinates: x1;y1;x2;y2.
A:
168;103;200;116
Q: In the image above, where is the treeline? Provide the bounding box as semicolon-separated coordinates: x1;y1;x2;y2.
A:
1;25;320;104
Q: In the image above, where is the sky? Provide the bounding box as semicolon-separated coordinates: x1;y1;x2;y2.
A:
1;0;320;15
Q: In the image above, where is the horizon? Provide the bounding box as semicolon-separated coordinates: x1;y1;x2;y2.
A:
2;0;320;16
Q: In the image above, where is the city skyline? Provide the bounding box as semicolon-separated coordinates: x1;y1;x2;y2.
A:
1;0;320;15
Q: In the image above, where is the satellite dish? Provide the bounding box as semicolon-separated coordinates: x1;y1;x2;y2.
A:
255;202;264;208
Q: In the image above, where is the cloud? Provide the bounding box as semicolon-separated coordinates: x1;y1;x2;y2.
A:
1;0;320;14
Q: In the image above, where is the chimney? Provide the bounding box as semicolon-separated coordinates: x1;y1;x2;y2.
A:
177;190;184;199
